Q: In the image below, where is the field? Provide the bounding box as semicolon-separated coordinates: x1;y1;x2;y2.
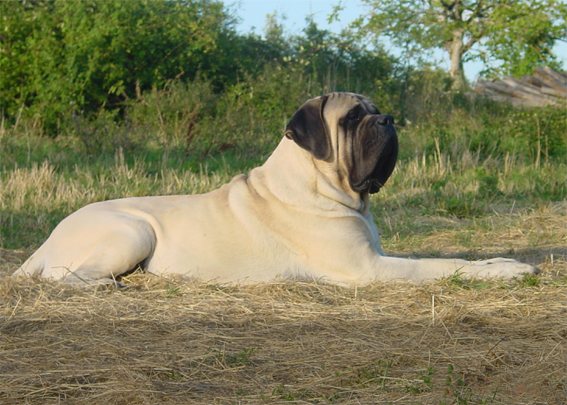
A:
0;96;566;404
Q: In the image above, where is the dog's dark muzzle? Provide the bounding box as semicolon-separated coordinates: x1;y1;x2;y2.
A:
350;114;398;194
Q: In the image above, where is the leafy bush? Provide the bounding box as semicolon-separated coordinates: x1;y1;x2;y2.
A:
397;89;566;164
0;0;235;132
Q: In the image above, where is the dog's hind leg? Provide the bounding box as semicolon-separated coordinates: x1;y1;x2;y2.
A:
13;208;157;288
57;222;156;288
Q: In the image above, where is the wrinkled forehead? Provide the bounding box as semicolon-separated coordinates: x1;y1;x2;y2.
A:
323;92;380;116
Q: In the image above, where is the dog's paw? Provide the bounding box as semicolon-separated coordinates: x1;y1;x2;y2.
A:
468;258;538;278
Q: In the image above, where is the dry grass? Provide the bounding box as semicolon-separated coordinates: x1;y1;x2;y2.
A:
1;204;566;405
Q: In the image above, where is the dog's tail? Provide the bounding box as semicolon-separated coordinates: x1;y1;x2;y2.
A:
12;246;46;278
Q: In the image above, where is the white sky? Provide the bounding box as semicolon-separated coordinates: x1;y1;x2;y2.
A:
228;0;567;81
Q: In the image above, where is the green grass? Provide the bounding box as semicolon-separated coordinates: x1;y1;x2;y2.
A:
1;98;566;252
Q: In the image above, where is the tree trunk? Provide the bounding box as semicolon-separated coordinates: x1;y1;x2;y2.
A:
446;29;467;91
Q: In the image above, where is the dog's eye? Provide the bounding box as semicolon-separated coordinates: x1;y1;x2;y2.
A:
347;108;362;122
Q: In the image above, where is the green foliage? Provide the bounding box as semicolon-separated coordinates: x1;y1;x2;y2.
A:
165;283;183;298
405;366;435;393
222;16;404;119
126;78;217;154
344;359;392;389
356;0;449;52
398;90;567;164
293;18;400;102
0;0;235;132
0;1;404;136
2;0;566;137
482;0;567;78
356;0;567;84
206;347;255;368
515;273;541;287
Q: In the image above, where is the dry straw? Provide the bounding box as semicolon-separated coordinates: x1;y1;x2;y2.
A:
1;241;565;404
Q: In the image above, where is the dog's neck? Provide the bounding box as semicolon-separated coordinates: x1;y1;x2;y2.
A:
251;137;368;215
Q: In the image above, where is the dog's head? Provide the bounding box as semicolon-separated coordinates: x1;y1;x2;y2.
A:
285;92;398;194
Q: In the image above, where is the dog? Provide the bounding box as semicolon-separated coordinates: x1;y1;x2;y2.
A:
13;92;537;286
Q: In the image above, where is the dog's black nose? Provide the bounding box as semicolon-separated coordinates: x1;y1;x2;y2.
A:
377;114;394;126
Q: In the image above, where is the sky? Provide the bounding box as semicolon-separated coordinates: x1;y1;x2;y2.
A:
227;0;567;82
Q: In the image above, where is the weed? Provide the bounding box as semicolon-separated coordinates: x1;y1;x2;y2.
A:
551;276;567;286
208;347;255;369
169;371;184;380
406;366;435;394
349;359;393;389
270;384;339;403
442;364;476;404
515;273;541;287
226;348;255;367
164;284;182;298
271;384;296;401
444;270;468;287
437;270;500;291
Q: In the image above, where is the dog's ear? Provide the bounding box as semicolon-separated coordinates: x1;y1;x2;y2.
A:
285;96;331;160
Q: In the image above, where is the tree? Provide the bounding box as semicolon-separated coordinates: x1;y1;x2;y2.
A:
350;0;567;90
291;18;399;97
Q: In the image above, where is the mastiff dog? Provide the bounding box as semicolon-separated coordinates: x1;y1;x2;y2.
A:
13;92;537;286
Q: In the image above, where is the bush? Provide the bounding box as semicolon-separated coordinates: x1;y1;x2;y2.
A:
0;0;235;133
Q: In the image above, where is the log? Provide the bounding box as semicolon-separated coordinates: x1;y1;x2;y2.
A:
539;85;567;98
534;68;567;96
542;66;567;85
476;78;558;105
522;75;544;88
501;77;561;103
474;66;567;107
